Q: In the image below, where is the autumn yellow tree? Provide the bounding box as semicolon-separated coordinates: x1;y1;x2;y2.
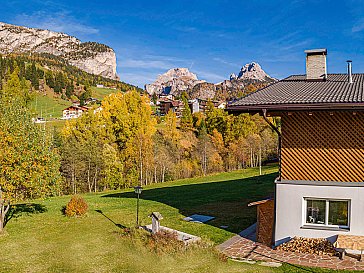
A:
61;110;106;193
101;91;156;186
0;69;61;201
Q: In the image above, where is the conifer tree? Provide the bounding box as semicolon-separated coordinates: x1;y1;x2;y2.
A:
180;95;193;131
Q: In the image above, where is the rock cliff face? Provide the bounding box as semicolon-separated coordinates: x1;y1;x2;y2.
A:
146;62;276;100
0;22;118;80
238;62;275;82
145;68;205;96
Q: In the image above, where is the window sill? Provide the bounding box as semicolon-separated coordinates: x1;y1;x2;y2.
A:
300;225;350;232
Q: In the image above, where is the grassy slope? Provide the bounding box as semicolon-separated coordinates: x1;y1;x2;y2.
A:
0;166;358;273
29;93;72;118
91;86;116;100
29;86;116;120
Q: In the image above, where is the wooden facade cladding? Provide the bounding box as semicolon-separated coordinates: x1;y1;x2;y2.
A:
281;111;364;182
256;200;274;246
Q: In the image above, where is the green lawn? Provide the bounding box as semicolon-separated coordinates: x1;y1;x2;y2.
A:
29;94;72;118
0;165;359;273
91;86;117;100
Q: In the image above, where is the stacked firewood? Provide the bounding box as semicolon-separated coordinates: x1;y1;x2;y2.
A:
276;237;336;256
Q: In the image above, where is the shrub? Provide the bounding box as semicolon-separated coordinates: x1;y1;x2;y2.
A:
64;195;88;217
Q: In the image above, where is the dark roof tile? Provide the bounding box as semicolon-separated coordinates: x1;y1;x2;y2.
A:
228;74;364;111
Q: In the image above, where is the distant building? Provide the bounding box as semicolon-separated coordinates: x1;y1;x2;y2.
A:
96;84;104;88
93;106;103;114
32;117;46;124
158;98;183;117
197;99;222;113
156;97;225;117
218;102;226;109
188;99;200;114
61;106;88;120
84;97;99;105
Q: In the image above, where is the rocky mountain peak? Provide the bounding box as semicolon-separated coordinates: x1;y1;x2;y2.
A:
157;68;198;83
237;62;274;81
145;62;275;100
0;22;119;80
230;73;238;80
145;68;204;96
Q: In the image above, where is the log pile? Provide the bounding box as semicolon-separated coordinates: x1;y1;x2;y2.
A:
276;237;336;256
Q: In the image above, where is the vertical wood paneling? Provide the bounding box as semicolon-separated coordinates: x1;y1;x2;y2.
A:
281;112;364;182
256;200;274;246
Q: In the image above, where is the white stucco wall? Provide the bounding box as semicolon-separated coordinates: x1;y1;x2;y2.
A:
275;182;364;246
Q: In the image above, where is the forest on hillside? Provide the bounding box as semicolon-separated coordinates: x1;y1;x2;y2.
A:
0;62;278;201
0;54;143;104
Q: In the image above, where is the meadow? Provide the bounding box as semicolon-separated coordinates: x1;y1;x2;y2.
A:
0;165;358;273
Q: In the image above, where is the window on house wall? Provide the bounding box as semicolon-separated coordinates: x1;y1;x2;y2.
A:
305;198;350;229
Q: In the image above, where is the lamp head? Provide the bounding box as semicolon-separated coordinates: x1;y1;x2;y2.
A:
134;186;143;195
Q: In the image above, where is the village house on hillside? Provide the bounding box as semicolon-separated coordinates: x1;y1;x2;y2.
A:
157;98;184;117
227;49;364;249
157;97;225;117
61;105;89;120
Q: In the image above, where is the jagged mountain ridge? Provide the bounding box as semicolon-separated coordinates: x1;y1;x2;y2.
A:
145;68;206;96
234;62;275;82
145;62;276;100
0;22;118;80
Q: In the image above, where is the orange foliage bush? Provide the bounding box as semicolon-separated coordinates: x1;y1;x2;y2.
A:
64;195;88;217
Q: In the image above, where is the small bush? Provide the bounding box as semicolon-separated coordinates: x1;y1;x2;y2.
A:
146;231;186;254
64;195;88;217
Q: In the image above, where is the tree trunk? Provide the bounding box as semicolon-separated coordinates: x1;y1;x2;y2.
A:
139;141;143;186
87;158;92;193
154;166;157;184
71;161;76;194
0;187;10;233
93;167;98;193
161;166;165;183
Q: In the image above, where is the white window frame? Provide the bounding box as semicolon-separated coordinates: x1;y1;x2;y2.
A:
303;198;350;229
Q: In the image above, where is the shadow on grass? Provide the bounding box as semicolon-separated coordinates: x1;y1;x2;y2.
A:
102;172;277;235
5;203;47;227
95;209;127;229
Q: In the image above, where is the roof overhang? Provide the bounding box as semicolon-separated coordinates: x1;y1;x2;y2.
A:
227;102;364;116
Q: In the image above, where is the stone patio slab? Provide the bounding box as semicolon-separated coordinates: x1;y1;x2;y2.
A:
218;233;364;270
183;214;215;223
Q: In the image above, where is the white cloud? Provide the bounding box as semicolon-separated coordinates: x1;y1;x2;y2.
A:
122;59;174;70
212;57;240;67
119;54;192;71
195;70;226;82
352;20;364;33
119;72;157;88
13;11;99;36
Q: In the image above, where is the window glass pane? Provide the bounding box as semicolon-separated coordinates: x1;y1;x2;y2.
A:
329;201;349;226
306;199;326;224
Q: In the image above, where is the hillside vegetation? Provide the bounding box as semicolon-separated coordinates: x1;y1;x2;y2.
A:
0;53;142;102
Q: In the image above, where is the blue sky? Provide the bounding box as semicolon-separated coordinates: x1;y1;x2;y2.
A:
2;0;364;87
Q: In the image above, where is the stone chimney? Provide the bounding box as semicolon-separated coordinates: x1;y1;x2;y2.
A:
304;49;327;81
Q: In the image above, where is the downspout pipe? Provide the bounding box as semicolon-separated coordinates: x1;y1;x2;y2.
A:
262;109;281;247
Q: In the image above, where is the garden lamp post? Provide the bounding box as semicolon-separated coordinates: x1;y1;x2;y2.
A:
134;186;143;227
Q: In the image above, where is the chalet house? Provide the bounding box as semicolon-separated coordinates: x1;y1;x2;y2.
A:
62;105;89;120
188;99;225;114
198;98;222;112
227;49;364;246
158;98;183;117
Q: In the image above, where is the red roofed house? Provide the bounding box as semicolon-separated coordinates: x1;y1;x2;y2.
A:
62;105;89;120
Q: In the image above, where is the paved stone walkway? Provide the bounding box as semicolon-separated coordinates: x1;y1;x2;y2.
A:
218;234;364;271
